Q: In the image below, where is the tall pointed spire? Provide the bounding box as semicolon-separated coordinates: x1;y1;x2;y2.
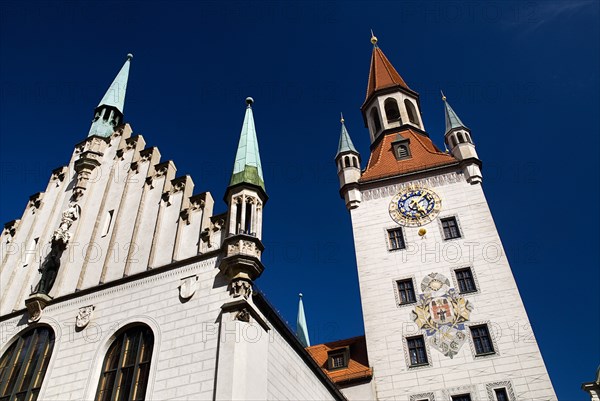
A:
337;113;358;156
98;53;132;114
442;91;468;134
88;54;133;138
296;293;311;347
365;36;410;103
229;97;265;192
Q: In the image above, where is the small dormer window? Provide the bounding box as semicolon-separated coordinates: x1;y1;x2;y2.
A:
384;98;401;122
392;136;411;161
327;347;350;370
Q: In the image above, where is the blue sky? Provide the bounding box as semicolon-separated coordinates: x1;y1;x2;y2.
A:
0;1;598;399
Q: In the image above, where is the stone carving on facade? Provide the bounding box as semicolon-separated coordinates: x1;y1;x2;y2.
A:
32;244;62;295
227;239;261;259
73;140;105;200
25;294;52;323
179;275;198;300
28;193;43;212
231;279;252;299
75;305;95;329
411;272;473;359
50;167;66;185
235;308;251;322
52;203;80;246
3;220;20;243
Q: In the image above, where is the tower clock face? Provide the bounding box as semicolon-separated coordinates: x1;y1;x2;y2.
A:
389;187;442;226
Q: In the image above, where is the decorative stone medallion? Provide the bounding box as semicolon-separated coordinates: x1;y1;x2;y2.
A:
76;305;95;329
411;273;473;358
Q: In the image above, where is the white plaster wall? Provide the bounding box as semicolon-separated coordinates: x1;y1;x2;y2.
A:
341;381;374;401
266;323;337;401
350;171;556;401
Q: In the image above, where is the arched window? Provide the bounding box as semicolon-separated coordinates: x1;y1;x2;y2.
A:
397;145;409;159
465;133;472;143
370;108;381;133
344;156;350;168
384;98;400;122
404;100;419;126
449;135;457;148
0;326;55;401
457;132;465;143
95;325;154;401
352;157;358;168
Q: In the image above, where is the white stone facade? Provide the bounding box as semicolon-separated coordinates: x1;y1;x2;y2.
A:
0;122;343;400
348;169;557;401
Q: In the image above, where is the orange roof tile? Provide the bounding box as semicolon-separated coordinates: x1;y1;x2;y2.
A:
360;129;457;183
306;336;372;385
365;46;411;103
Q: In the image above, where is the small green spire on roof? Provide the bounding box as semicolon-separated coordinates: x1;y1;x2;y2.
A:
337;113;358;157
97;54;133;114
442;91;468;134
296;293;310;347
229;97;265;191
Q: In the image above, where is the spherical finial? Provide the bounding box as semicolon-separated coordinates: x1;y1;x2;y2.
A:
246;97;254;106
441;90;447;101
127;53;134;60
340;112;345;124
299;293;303;298
370;29;378;45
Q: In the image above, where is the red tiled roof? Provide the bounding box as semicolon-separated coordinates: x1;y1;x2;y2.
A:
360;128;457;183
365;46;411;103
306;336;372;385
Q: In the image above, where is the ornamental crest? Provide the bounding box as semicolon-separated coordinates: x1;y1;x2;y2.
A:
76;305;95;329
179;275;198;300
411;273;473;358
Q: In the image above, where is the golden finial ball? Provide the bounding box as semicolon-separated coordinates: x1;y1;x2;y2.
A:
418;228;427;236
371;36;378;45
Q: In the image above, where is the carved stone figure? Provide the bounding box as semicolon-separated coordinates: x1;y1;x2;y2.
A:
33;244;62;295
52;203;80;245
235;308;251;322
231;279;252;299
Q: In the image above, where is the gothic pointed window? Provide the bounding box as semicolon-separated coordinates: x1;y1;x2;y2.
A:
370;108;381;133
95;325;154;401
0;326;55;401
404;100;419;126
384;98;401;122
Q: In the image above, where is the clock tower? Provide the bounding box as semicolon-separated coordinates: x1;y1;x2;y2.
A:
337;35;557;401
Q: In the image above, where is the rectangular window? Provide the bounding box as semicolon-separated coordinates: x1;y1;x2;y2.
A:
455;267;477;293
397;279;416;305
494;388;509;401
441;217;461;240
387;228;405;250
470;324;495;355
406;336;428;366
451;395;472;401
327;348;349;370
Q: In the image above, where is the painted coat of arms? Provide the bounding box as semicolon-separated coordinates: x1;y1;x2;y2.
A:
410;273;473;358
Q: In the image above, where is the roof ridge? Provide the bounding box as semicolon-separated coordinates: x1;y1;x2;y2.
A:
408;129;449;156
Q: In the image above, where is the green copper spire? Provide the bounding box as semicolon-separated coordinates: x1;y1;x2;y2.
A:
442;91;468;134
98;54;132;114
88;54;133;138
296;293;310;347
337;113;358;156
229;97;265;191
